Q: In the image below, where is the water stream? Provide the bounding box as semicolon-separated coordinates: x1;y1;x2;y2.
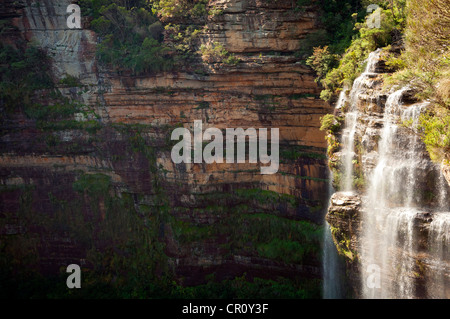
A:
340;50;381;191
328;50;450;299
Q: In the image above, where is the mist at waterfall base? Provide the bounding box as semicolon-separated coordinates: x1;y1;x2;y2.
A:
324;50;450;299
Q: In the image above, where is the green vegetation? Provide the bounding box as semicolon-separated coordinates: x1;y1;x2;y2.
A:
384;0;449;107
230;213;322;265
280;145;327;162
330;224;357;260
320;114;342;160
72;173;112;195
175;275;321;299
199;42;240;65
195;101;210;109
311;1;406;101
58;75;82;88
0;43;53;110
79;0;240;73
319;114;343;189
418;111;450;163
0;171;172;298
23;94;102;134
0;174;322;298
296;0;364;58
234;188;298;207
164;23;203;61
384;0;450;163
153;0;209;20
320;114;342;133
24;101;80;121
85;2;172;74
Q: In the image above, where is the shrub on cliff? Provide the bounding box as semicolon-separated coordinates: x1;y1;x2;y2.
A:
385;0;449;163
82;2;173;74
385;0;449;108
0;43;53;111
419;111;450;163
199;42;240;65
154;0;209;20
318;4;404;101
296;0;359;57
306;46;340;83
320;114;342;133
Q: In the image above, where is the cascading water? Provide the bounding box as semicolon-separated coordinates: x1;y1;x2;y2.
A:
360;85;450;298
427;213;450;298
322;50;382;299
323;178;346;299
332;49;450;299
323;220;344;299
340;50;381;191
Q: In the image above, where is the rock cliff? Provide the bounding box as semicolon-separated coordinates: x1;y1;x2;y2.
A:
0;0;332;296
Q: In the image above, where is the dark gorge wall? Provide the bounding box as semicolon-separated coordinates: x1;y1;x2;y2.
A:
0;0;333;297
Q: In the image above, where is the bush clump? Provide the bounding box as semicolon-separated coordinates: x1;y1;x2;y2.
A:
0;43;53;110
316;4;405;101
199;42;240;65
84;2;173;74
418;110;450;163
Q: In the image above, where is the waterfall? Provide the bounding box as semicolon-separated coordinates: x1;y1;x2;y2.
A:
323;220;345;298
427;213;450;298
340;50;381;191
323;164;347;298
360;87;449;298
333;49;450;299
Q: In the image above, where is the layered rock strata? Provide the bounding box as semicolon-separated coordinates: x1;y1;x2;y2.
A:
0;0;332;290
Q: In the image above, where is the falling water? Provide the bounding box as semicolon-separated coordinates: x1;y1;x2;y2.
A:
323;173;346;299
427;213;450;298
323;220;345;299
340;50;381;191
324;45;450;299
358;87;450;298
333;49;450;298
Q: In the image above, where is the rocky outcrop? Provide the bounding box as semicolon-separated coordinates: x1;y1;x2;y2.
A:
202;0;318;53
326;192;361;261
7;0;96;84
326;192;362;296
443;162;450;187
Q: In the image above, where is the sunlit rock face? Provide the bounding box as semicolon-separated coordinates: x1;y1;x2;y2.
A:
443;163;450;187
0;0;332;289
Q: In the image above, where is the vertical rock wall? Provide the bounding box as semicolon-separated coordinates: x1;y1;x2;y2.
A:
0;0;333;291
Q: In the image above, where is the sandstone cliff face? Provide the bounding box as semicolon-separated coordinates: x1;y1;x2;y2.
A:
0;0;332;293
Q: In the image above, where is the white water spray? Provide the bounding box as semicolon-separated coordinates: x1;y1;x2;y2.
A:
340;50;381;191
334;50;450;298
